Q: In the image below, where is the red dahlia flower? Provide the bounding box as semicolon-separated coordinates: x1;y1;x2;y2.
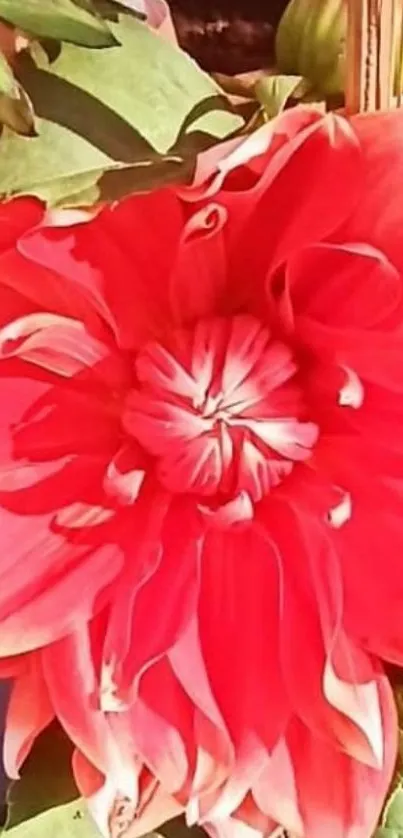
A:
1;107;403;837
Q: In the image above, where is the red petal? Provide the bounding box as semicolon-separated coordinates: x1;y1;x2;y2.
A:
288;242;401;328
0;198;43;251
198;524;289;753
297;316;403;392
336;502;403;666
20;191;183;349
0;246;104;333
338;110;403;274
288;676;396;838
186;107;323;209
0;374;119;462
170;204;228;325
261;501;384;766
228;115;362;305
102;495;199;695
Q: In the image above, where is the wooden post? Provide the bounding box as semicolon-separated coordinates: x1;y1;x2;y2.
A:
345;0;403;114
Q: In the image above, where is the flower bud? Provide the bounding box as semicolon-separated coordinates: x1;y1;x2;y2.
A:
275;0;346;97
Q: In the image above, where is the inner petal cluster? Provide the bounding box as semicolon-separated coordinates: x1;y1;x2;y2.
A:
124;315;318;501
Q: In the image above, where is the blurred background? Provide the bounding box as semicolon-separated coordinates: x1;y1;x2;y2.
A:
169;0;290;73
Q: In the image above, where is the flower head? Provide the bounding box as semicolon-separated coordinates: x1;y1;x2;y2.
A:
1;107;403;837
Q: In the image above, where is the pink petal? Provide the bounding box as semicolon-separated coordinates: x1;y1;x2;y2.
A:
115;658;192;794
3;652;54;779
202;736;267;824
72;748;104;797
42;621;137;792
0;505;123;654
287;677;396;838
252;738;303;835
0;313;111;377
144;0;178;43
103;445;146;506
96;773;183;838
170;618;234;796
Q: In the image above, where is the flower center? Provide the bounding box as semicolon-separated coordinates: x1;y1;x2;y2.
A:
124;315;318;501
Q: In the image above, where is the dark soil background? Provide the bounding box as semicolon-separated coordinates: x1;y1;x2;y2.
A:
169;0;290;74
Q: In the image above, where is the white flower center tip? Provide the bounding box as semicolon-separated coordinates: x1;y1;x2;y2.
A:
124;315;319;502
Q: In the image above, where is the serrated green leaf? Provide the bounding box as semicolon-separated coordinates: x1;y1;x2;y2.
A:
0;0;117;48
374;830;403;837
6;800;100;837
255;74;309;119
0;14;242;206
5;723;78;830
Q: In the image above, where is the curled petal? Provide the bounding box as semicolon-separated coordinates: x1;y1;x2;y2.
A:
0;313;111;378
103;445;146;507
170;204;228;325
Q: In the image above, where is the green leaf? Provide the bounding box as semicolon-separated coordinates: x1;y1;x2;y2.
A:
0;14;242;206
383;787;403;832
255;74;309;119
6;801;100;838
0;52;36;134
5;723;79;830
374;831;403;837
0;0;117;48
0;86;36;134
0;51;15;96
